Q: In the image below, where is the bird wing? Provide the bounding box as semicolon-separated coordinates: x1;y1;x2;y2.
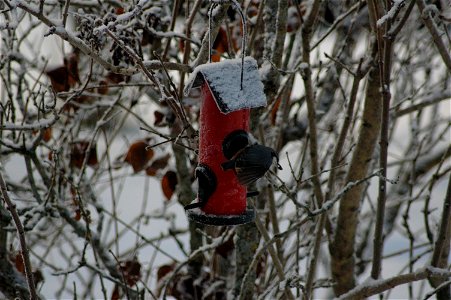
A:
234;144;274;186
236;164;268;186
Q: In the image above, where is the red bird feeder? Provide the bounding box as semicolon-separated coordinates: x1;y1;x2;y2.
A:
184;57;266;225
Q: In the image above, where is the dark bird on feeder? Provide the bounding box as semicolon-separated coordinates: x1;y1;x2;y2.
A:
221;143;282;186
184;164;217;211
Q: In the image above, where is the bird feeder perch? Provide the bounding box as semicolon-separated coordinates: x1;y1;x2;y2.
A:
184;56;266;226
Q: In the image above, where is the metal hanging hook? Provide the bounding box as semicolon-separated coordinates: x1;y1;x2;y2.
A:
208;0;247;90
230;0;247;90
208;3;216;64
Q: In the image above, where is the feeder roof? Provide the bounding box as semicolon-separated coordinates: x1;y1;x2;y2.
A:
184;56;267;114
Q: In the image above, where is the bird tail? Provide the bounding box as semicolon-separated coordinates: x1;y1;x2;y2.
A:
221;160;235;170
184;202;203;210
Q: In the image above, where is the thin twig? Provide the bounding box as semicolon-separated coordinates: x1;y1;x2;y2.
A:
310;170;382;216
311;1;363;50
108;250;130;300
394;91;451;117
62;0;71;28
162;0;182;60
370;0;395;280
248;0;265;51
178;0;202;97
161;229;234;299
251;201;296;300
423;279;451;300
324;52;356;76
106;29;195;139
239;217;310;299
0;168;38;300
430;173;451;267
424;170;451;295
299;0;324;298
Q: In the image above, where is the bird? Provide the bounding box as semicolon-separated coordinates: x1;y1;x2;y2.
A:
222;130;254;160
221;143;282;186
184;164;217;210
185;131;282;211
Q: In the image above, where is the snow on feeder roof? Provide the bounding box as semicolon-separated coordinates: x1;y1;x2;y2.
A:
184;56;266;114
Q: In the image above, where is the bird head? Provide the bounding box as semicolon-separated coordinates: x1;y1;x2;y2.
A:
271;150;283;170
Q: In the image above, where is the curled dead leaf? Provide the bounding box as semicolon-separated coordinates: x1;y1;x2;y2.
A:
124;140;154;173
70;141;98;169
11;252;44;285
14;252;25;274
215;237;235;258
106;72;128;84
146;153;170;176
157;263;175;283
32;127;52;142
97;80;109;95
161;170;178;200
74;209;82;221
111;284;120;300
42;127;52;142
212;26;231;62
119;258;142;287
46;53;80;93
270;97;282;125
153;110;165;127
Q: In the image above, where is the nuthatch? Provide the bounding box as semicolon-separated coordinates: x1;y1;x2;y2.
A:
221;142;282;186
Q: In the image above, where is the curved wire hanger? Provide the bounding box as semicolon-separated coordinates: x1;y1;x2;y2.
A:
208;0;247;90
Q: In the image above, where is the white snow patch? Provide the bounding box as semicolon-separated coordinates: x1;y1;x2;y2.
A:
299;62;309;70
259;61;272;82
116;11;136;22
185;57;267;113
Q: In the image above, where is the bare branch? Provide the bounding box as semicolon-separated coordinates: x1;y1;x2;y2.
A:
331;57;382;296
338;267;451;300
0;168;39;300
415;0;451;70
428;173;451;298
394;91;451;117
300;1;325;298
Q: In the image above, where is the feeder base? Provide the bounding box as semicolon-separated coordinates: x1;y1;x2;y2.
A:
186;207;255;226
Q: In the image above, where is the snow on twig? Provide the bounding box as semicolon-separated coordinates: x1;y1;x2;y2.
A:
92;0;149;34
0;114;59;131
376;0;405;27
338;267;451;299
